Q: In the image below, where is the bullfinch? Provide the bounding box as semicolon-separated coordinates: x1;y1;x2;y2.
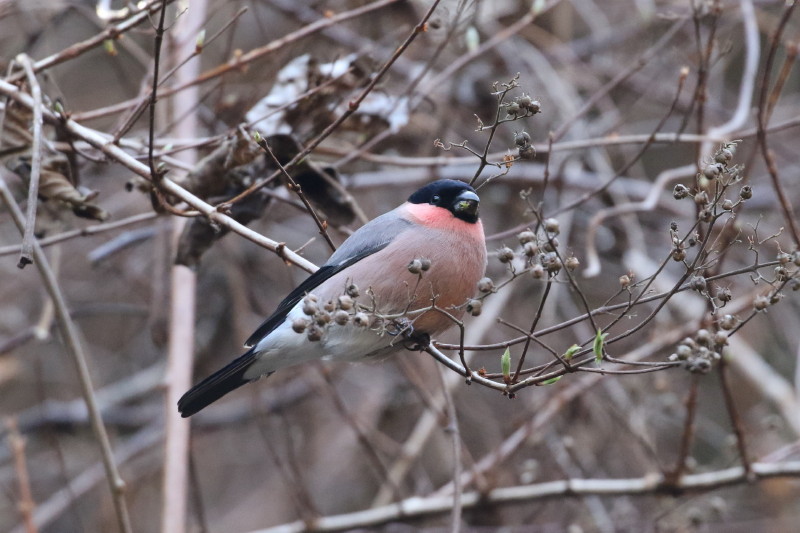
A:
178;179;487;417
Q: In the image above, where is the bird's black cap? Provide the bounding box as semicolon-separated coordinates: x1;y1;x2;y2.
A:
408;180;480;223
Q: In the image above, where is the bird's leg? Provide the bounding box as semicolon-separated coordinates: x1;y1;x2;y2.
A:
385;317;429;350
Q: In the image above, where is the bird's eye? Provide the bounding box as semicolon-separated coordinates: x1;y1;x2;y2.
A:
431;195;441;205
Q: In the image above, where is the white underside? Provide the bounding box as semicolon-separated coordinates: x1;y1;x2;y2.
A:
243;304;400;380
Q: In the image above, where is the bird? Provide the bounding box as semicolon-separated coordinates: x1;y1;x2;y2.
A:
178;179;487;417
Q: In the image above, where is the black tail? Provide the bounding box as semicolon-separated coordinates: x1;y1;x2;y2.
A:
178;349;265;417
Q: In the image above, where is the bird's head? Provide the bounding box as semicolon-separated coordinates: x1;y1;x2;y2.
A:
407;180;480;224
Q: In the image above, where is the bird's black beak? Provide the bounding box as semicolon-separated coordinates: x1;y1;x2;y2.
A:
452;190;480;221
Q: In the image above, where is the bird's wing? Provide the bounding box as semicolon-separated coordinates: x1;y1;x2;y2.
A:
244;212;413;347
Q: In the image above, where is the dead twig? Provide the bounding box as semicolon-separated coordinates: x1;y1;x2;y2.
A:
13;55;43;269
0;177;134;533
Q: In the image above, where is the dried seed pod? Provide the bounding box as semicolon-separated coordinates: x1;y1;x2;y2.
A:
337;294;354;310
323;300;335;313
419;258;432;271
466;299;482;316
333;310;350;325
514;131;531;147
306;325;323;342
530;264;545;279
715;148;733;164
315;311;331;326
716;287;732;302
542;252;562;274
302;298;319;316
353;312;370;327
477;277;495;293
690;276;707;293
721;199;734;211
518;145;536;160
676;344;692;360
753;295;769;311
544;218;560;235
713;331;729;346
518;230;536;244
408;259;423;274
346;284;360;298
718;314;737;330
565;256;580;271
619;274;631;288
523;241;539;257
292;318;309;334
703;163;723;180
673;184;689;200
739;185;752;200
543;237;559;252
497;247;514;264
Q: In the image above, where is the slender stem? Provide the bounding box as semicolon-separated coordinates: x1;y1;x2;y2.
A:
255;136;336;252
0;178;133;533
14;55;43;268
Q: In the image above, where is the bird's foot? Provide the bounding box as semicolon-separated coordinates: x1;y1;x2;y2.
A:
402;329;430;351
386;317;413;337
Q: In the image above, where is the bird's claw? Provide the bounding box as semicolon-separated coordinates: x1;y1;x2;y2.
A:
402;330;430;351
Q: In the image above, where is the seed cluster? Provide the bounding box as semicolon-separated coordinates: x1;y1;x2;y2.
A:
291;283;365;342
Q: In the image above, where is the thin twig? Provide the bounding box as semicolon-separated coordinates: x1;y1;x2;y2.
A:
4;0;169;83
255;135;336;252
436;365;462;533
223;0;444;207
548;66;689;218
248;461;800;533
4;417;38;533
0;211;158;257
14;55;43;268
718;357;753;479
0;77;319;272
666;376;699;486
71;0;399;123
755;0;800;245
0;178;134;533
158;1;205;531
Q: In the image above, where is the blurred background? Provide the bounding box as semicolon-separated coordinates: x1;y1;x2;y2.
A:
1;0;799;532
